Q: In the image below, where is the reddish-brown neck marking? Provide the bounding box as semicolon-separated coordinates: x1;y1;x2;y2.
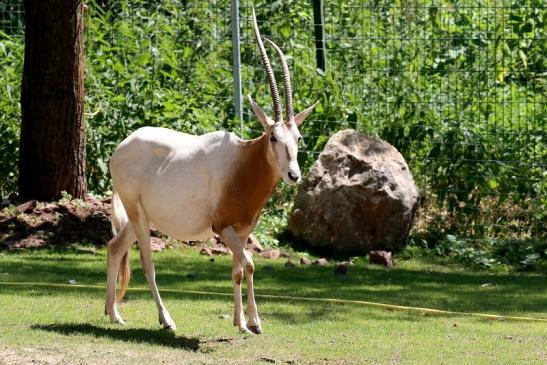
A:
213;134;280;236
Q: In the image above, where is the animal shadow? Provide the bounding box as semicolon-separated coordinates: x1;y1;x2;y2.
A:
32;323;200;351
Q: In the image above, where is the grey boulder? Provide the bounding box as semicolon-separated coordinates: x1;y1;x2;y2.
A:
289;129;419;255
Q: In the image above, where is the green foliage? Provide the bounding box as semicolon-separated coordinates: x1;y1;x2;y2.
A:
0;30;23;197
406;233;546;272
0;1;544;260
1;248;547;364
434;235;544;271
84;0;235;192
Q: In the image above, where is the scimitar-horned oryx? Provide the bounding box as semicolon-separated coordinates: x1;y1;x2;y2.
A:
104;9;317;334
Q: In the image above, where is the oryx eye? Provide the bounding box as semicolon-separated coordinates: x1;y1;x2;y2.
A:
297;136;302;143
269;134;278;143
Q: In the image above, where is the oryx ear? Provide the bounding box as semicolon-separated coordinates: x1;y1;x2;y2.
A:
248;94;275;129
294;101;319;126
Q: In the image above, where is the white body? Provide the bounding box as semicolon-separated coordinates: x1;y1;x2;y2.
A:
104;9;316;334
111;127;241;241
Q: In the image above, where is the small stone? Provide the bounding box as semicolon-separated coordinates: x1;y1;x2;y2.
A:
211;246;230;255
260;249;281;260
481;283;495;287
284;260;296;268
67;279;77;285
200;247;213;256
334;262;349;275
247;234;264;253
369;250;394;267
313;258;328;266
338;260;354;266
209;236;222;245
6;237;46;249
299;257;312;265
150;237;166;252
76;246;96;254
219;314;229;320
42;203;56;213
16;200;37;214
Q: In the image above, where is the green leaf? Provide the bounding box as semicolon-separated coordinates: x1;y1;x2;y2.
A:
518;50;527;68
488;179;499;190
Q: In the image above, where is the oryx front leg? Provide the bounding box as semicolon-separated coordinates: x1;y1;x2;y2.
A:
230;255;248;333
243;248;262;334
220;227;262;334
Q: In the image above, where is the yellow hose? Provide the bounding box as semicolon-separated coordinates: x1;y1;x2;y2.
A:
1;281;546;323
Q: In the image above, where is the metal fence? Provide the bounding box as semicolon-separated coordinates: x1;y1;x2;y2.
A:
0;0;23;36
236;0;545;242
1;0;545;242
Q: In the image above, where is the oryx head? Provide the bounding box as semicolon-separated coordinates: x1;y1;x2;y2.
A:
248;8;317;185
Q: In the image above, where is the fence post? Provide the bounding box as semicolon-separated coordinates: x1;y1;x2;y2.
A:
231;0;243;136
312;0;326;73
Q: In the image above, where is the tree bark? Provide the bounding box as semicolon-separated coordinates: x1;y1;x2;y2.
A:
19;0;86;201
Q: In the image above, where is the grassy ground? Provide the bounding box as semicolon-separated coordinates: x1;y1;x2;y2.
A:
0;247;546;364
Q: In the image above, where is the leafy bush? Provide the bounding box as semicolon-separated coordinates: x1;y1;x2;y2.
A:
412;235;547;271
84;1;235;192
0;30;23;197
0;0;544;263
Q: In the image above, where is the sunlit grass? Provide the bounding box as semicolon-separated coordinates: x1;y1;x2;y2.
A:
0;247;545;364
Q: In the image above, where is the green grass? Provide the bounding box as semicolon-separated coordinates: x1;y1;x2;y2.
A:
0;247;546;364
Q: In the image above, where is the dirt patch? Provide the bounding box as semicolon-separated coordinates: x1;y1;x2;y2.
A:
0;196;113;250
0;196;266;255
0;347;66;365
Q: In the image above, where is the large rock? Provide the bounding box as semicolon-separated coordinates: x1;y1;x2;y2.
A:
289;129;419;255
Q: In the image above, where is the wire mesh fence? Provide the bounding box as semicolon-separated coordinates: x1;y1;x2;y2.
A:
1;0;545;244
0;0;23;36
239;0;546;243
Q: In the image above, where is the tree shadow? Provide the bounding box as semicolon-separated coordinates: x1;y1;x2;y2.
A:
3;248;546;317
32;323;202;350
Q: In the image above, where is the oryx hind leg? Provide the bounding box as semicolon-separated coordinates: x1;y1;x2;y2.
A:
105;221;135;324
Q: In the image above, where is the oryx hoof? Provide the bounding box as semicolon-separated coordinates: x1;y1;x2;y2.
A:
159;313;177;332
160;319;177;332
113;318;127;326
248;325;263;334
161;323;177;332
238;326;252;334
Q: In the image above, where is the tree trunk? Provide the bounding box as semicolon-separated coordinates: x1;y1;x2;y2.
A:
19;0;86;201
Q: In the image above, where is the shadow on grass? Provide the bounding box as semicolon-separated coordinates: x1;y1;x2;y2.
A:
2;248;546;317
32;323;201;350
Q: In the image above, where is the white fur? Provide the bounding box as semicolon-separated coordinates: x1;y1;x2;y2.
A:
105;27;316;332
105;123;306;334
110;127;241;241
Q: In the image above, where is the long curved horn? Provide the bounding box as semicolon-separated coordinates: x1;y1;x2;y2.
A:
251;8;282;124
265;38;294;124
